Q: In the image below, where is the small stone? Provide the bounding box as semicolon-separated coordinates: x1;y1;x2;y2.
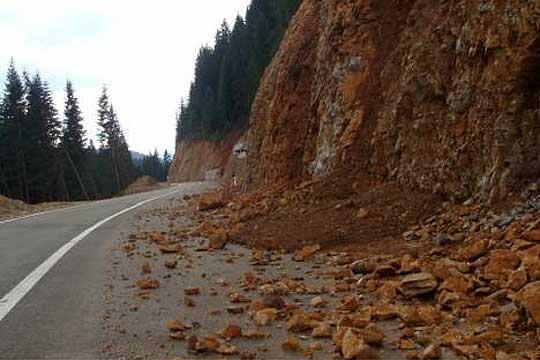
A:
434;233;452;246
506;268;528;291
198;336;221;352
262;294;286;309
482;250;520;281
198;192;225;211
164;260;177;269
310;296;327;308
169;331;186;341
458;239;489;261
351;260;369;275
422;344;441;359
184;297;195;307
282;336;302;352
356;208;369;219
341;329;378;359
338;294;360;312
524;230;540;242
209;229;229;249
166;320;191;332
312;324;332;338
287;312;315;332
254;308;278;326
159;244;183;253
361;323;384;346
220;325;242;339
216;344;239;355
373;265;396;278
399;273;438;297
227;306;245;314
184;287;200;296
293;244;321;262
136;278;160;290
141;262;152;274
519;281;540;325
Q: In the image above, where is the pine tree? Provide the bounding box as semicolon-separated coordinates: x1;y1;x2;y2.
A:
163;149;172;180
62;80;89;200
175;0;301;142
24;74;62;202
97;86;111;149
0;60;29;201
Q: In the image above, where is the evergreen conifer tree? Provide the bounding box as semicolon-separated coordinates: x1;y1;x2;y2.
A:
62;80;89;200
0;60;29;201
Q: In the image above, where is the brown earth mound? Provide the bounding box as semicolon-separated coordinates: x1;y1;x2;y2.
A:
0;195;30;217
0;195;74;221
119;176;163;196
189;172;442;253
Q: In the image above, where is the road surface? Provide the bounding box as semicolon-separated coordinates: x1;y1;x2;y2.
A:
0;182;215;359
0;181;409;360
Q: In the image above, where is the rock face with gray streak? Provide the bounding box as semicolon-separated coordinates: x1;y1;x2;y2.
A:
240;0;540;201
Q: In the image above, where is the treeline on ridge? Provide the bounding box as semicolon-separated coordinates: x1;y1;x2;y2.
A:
0;60;136;204
176;0;300;142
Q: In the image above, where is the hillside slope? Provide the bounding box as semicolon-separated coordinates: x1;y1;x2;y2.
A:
239;0;540;202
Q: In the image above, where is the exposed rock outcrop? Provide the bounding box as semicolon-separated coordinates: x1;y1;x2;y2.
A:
169;133;240;182
240;0;540;201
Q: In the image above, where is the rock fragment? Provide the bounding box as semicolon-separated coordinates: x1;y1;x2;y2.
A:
293;244;321;262
399;273;438;297
136;277;160;290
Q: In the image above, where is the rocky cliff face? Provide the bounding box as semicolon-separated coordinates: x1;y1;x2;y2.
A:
241;0;540;201
168;134;239;182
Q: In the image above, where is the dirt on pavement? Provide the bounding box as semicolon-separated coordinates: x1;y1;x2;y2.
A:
102;180;540;359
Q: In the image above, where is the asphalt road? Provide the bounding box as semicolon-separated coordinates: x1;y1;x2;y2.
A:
0;182;215;359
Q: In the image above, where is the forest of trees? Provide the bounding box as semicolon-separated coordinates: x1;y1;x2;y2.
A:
135;149;172;182
0;60;136;204
176;0;300;142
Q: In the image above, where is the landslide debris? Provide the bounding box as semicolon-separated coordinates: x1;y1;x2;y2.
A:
107;184;540;360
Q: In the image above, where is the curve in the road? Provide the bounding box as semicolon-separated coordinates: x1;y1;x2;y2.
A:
0;188;180;322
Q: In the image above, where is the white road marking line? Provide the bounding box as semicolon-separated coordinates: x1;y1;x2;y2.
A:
0;186;176;226
0;188;180;322
0;203;92;225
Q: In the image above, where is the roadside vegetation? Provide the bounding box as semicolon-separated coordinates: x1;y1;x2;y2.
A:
175;0;300;142
0;61;137;203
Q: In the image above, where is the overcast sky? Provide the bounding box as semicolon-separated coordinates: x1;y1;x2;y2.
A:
0;0;252;154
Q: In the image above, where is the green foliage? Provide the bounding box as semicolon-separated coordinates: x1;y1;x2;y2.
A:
177;0;300;141
136;149;170;182
0;60;31;201
62;80;88;201
0;61;136;203
94;87;136;198
24;74;63;203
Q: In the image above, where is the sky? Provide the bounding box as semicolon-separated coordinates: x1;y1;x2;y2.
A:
0;0;252;154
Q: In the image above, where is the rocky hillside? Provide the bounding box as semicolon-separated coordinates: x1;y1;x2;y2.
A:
238;0;540;202
168;0;540;252
169;133;240;182
162;3;540;357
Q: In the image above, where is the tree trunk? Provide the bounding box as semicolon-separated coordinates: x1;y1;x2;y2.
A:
64;148;90;201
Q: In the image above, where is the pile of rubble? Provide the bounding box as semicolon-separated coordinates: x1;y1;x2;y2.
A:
120;187;540;359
